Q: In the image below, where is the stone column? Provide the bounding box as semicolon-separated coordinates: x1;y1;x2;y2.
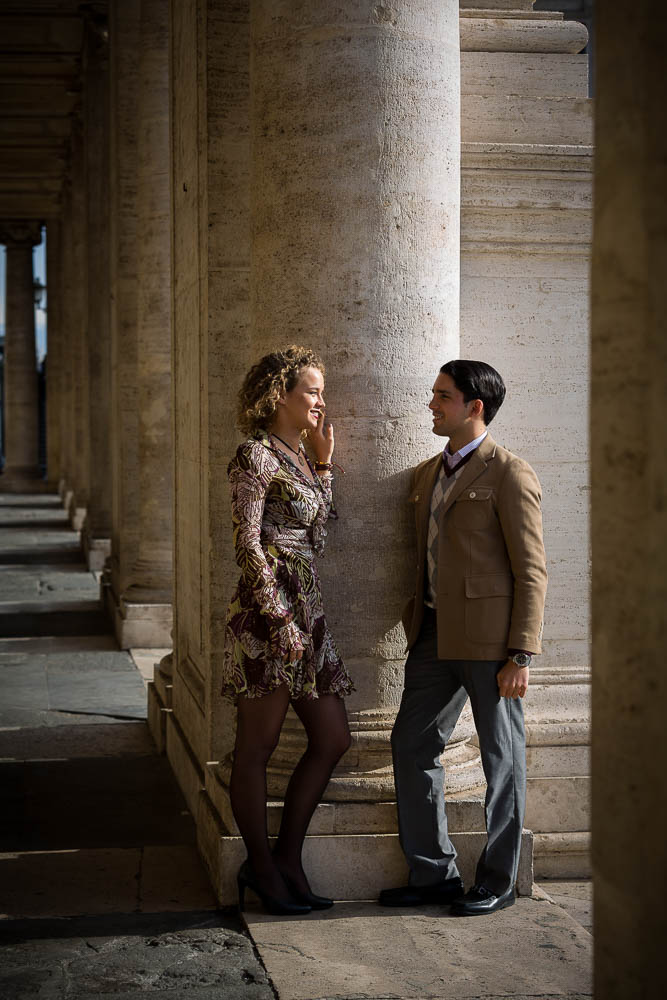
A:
105;0;141;644
117;0;173;647
163;0;251;812
81;12;113;570
194;0;466;902
45;220;63;490
58;178;77;508
0;221;43;490
591;2;666;995
65;116;90;531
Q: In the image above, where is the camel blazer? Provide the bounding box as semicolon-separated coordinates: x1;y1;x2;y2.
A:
402;434;548;661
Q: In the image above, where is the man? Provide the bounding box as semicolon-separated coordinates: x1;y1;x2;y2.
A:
379;360;547;916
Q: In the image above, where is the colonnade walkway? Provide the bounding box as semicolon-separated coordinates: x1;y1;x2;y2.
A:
0;494;592;1000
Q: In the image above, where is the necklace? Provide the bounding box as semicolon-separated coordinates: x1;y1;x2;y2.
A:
271;432;306;467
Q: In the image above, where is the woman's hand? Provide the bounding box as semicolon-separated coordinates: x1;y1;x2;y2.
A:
306;412;334;464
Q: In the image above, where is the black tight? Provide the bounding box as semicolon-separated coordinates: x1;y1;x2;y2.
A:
229;685;351;898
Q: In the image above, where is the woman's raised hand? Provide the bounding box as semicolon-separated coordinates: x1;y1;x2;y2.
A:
307;411;334;464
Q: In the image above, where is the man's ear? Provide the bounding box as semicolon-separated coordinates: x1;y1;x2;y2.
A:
470;398;484;420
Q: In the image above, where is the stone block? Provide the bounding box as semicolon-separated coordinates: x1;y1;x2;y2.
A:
534;832;591;879
81;532;111;572
525;775;590;834
165;711;204;820
462;51;588;98
108;589;173;648
147;681;168;754
462;94;593;146
204;829;533;905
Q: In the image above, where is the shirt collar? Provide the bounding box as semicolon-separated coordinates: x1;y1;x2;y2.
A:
444;429;488;465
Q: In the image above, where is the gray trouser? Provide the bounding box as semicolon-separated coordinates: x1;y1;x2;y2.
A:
391;609;526;896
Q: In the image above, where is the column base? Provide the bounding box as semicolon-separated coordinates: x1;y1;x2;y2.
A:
197;793;534;905
81;526;111;572
196;756;533;904
67;494;87;531
104;582;173;648
0;469;51;494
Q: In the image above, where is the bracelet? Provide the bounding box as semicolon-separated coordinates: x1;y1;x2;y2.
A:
314;461;346;475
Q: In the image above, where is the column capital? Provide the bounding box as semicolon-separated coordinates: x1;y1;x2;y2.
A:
0;220;42;249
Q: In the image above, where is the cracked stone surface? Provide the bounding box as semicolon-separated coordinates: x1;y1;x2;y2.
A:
0;913;275;998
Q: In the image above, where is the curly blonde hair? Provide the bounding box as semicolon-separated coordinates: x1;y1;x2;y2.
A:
237;345;325;436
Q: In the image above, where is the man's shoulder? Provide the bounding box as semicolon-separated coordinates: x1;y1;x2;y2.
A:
411;452;441;483
489;440;541;491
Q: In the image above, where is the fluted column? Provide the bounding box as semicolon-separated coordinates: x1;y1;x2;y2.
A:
591;1;666;994
119;0;173;646
0;221;43;490
81;11;113;570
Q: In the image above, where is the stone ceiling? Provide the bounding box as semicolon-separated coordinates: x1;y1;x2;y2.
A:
0;1;102;220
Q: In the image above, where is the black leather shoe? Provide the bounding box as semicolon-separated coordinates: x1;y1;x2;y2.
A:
378;876;464;907
451;884;515;916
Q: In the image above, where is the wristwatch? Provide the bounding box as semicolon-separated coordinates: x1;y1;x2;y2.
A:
510;652;532;668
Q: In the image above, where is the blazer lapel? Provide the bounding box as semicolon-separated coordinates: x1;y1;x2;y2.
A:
439;435;497;519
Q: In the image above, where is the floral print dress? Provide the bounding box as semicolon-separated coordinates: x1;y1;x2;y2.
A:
221;431;353;702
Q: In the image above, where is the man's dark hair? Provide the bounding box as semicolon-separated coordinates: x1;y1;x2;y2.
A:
440;360;506;425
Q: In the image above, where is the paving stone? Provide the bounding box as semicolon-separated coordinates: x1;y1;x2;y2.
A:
0;912;274;999
245;899;592;1000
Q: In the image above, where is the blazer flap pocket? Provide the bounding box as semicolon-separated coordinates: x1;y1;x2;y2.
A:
465;574;514;599
456;487;494;503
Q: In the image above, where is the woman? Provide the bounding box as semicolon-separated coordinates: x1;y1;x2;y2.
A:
222;345;353;915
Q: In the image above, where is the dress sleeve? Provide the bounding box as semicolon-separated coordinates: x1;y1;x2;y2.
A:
229;442;304;654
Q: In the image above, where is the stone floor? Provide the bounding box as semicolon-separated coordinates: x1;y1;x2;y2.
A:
0;493;593;1000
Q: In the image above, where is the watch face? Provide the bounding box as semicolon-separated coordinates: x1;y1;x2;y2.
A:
513;653;531;667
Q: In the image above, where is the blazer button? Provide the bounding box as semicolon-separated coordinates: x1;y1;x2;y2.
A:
469;491;477;499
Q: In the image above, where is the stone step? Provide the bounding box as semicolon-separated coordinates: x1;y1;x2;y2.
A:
534;832;591;879
197;793;534;906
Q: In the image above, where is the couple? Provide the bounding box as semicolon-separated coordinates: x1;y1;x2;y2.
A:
222;346;548;918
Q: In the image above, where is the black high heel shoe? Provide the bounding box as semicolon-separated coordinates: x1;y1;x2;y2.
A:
280;871;334;910
237;860;312;916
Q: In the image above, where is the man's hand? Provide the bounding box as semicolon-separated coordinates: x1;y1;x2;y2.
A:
497;660;529;699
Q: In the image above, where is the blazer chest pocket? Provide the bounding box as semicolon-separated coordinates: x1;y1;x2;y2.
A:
452;487;495;530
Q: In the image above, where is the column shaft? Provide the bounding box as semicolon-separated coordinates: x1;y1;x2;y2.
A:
66;118;90;530
106;0;141;643
591;1;667;993
81;15;113;569
46;221;63;489
0;221;42;488
120;0;173;646
252;0;461;801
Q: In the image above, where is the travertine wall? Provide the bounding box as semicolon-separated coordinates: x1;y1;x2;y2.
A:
459;3;592;878
591;1;667;993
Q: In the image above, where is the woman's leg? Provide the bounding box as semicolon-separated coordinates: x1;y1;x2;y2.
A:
230;684;291;898
274;694;351;893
